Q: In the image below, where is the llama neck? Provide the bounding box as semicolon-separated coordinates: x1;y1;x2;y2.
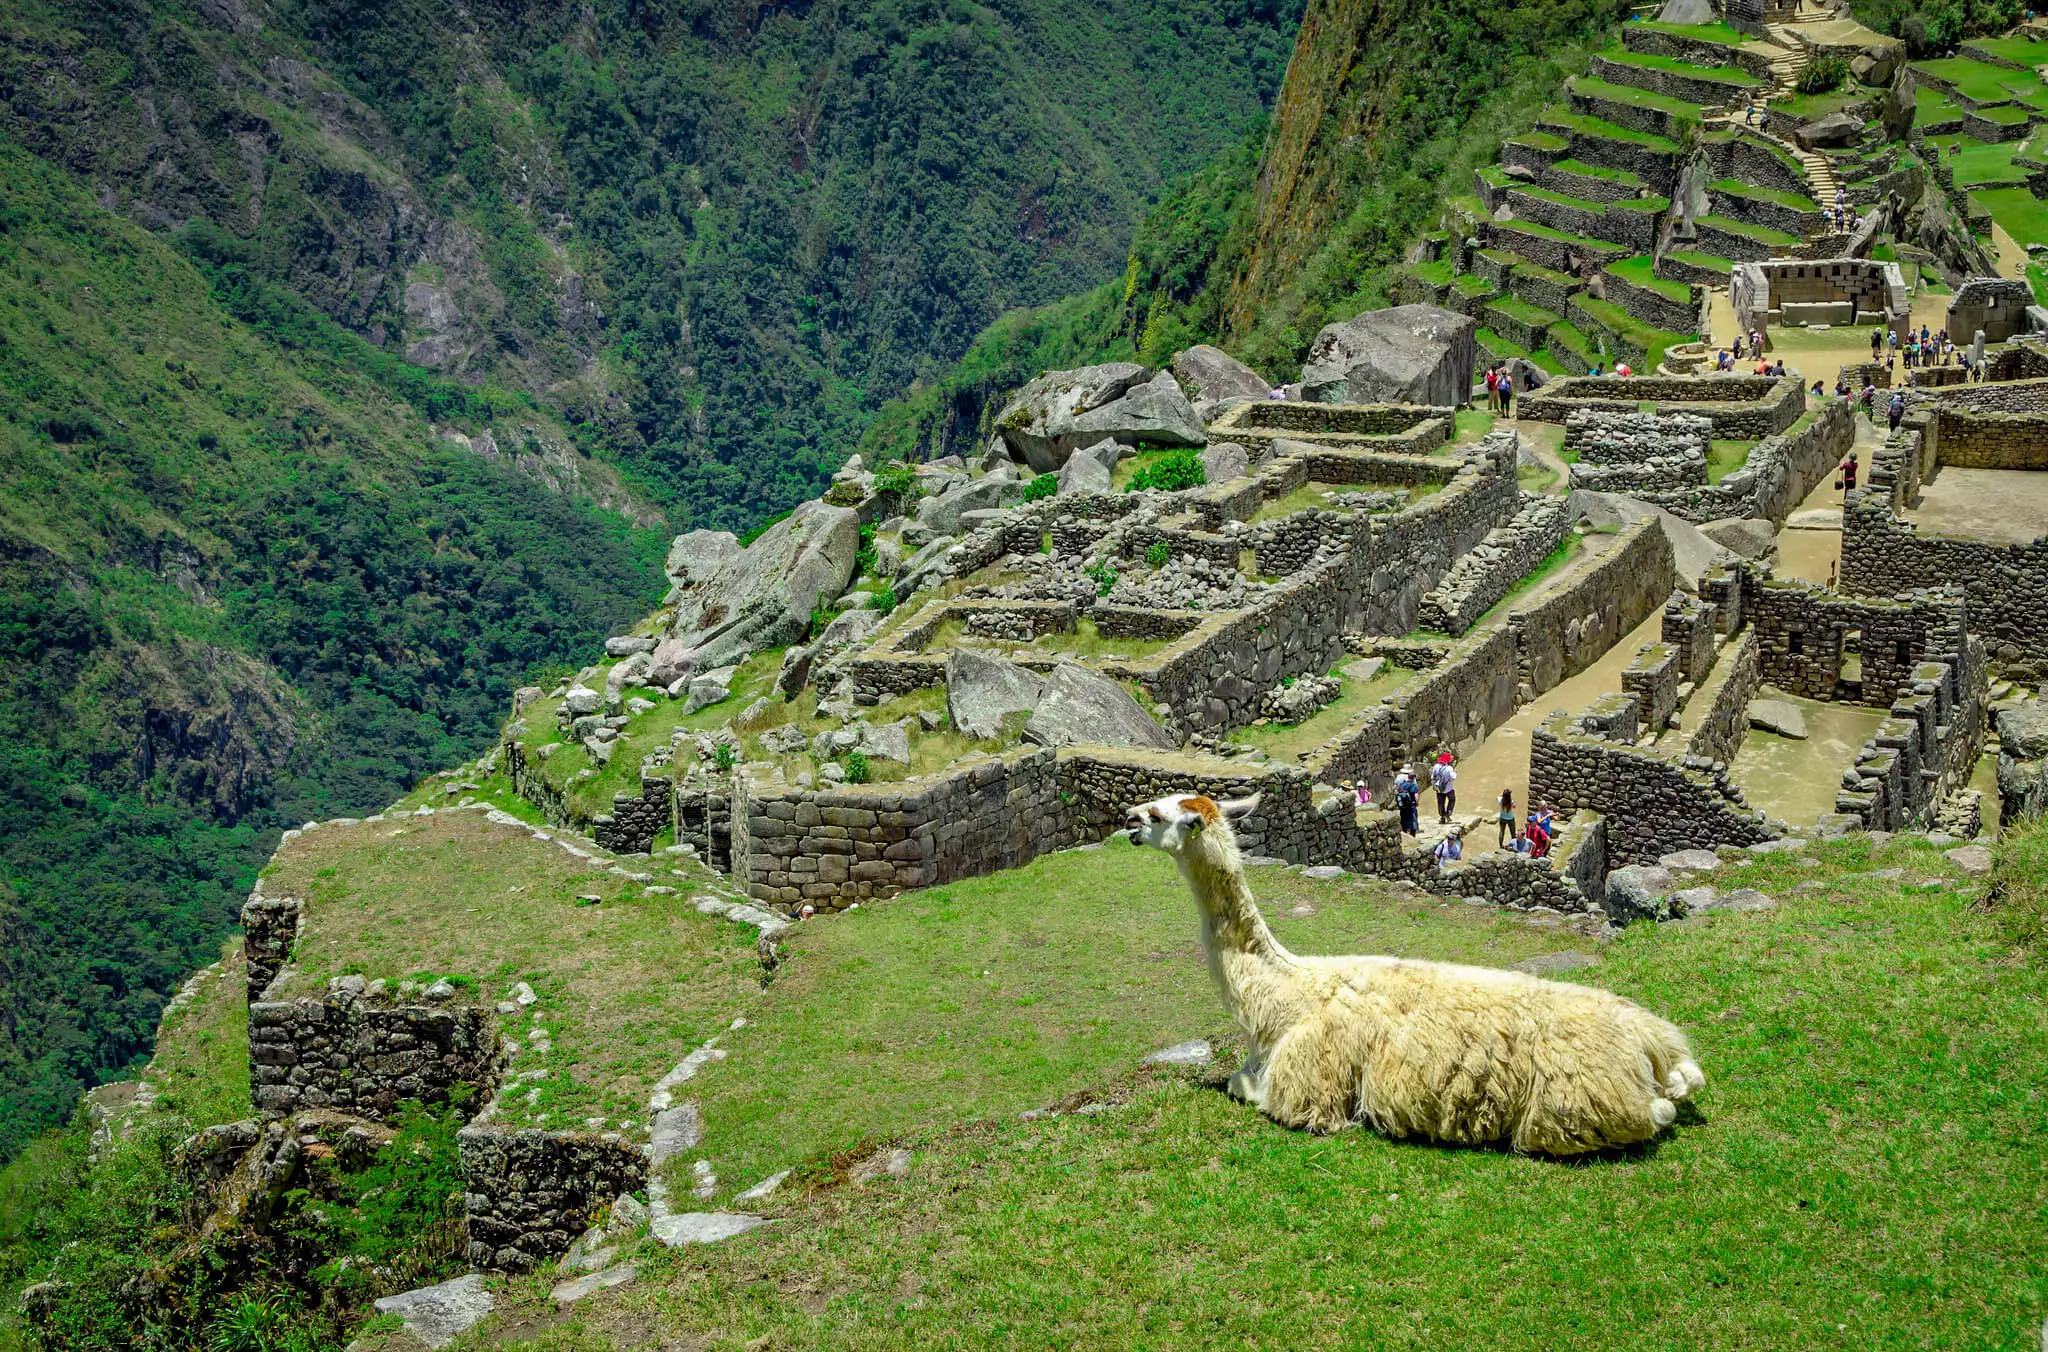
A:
1180;838;1290;985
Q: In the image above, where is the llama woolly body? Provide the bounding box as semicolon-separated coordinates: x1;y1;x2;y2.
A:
1125;793;1704;1155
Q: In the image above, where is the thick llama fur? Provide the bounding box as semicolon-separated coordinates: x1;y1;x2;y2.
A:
1125;793;1705;1155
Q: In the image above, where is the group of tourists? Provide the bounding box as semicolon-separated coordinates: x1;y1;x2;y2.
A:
1875;322;1958;370
1827;189;1860;237
1378;753;1556;866
1482;365;1517;413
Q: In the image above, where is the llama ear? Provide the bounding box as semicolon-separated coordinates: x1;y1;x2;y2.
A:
1219;794;1261;821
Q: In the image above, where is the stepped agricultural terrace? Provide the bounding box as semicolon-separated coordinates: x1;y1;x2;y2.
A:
73;3;2048;1330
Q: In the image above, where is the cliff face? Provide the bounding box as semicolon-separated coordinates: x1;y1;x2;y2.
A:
1222;0;1402;340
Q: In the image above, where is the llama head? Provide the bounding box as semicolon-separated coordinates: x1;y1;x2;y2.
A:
1123;793;1260;855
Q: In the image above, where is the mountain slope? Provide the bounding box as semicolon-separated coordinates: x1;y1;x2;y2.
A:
0;134;669;1159
0;0;1295;529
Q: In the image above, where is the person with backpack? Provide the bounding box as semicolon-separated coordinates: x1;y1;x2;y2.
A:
1394;765;1421;836
1430;753;1458;825
1888;391;1906;433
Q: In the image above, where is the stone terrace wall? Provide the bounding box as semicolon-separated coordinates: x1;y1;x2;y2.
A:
1843;427;2048;665
1508;517;1677;692
1933;407;2048;469
1744;574;1960;705
1685;630;1760;763
240;894;301;1002
248;994;499;1121
1623;398;1853;526
1530;704;1777;865
1415;496;1572;636
460;1126;646;1272
1520;374;1804;439
1918;373;2048;412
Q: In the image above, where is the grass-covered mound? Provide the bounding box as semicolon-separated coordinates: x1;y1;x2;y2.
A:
391;830;2039;1349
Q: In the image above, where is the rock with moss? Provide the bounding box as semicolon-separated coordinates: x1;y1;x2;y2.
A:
996;364;1205;472
1299;304;1476;407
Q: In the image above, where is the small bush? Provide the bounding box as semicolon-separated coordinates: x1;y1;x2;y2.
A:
1145;541;1170;568
869;588;899;615
711;741;739;772
809;601;839;639
1021;474;1058;502
872;461;921;506
845;749;871;783
1797;54;1848;95
1125;450;1206;494
1086;560;1118;597
823;481;867;507
854;524;878;578
1990;815;2048;957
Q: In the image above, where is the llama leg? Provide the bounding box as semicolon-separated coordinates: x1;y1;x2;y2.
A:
1252;1028;1353;1134
1226;1045;1269;1107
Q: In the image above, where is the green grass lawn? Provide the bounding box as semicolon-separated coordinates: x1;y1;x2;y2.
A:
1550;156;1643;186
1538;107;1682;153
1606;256;1693;304
426;829;2044;1350
1974;185;2048;247
1962;34;2048;67
1598;46;1759;87
1570;76;1705;124
1248;478;1440;524
1697;213;1802;247
1710;177;1817;212
1915;84;1965;124
1452;408;1495;442
1913;56;2039;106
1770;89;1871;121
1930;136;2026;187
1635;18;1750;45
1708;438;1754;484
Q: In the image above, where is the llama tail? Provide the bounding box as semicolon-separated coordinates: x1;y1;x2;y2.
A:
1627;1006;1705;1104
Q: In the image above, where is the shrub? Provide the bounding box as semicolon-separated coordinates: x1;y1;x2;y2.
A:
1990;814;2048;957
710;741;739;772
1145;540;1170;568
872;461;921;506
845;749;871;783
1021;474;1058;502
869;587;899;615
823;481;867;507
1086;560;1118;597
1797;54;1848;95
1125;450;1206;494
809;601;839;639
854;524;878;578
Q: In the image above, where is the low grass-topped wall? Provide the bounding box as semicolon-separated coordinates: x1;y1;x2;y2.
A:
1567;76;1705;142
1520;373;1803;437
1613;398;1853;527
1216;400;1451;437
1600;259;1699;334
1621;20;1777;82
1589;49;1759;109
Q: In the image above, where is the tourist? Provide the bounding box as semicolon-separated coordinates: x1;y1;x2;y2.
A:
1505;830;1534;855
1871;326;1883;357
1431;752;1458;825
1921;324;1931;347
1733;332;1744;359
1812;379;1826;399
1861;382;1878;418
1835;374;1850;399
1750;329;1763;355
1432;832;1463;869
1353;780;1372;808
1590;363;1603;377
1394;765;1421;836
1496;787;1517;847
1888;390;1906;432
1615;361;1632;378
1527;806;1554;857
1484;367;1498;412
1840;453;1858;493
1886;350;1896;377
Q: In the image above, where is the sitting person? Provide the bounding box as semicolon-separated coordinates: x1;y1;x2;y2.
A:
1432;833;1463;868
1506;831;1535;855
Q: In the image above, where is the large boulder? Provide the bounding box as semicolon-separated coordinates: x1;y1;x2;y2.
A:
1603;864;1682;925
915;476;1024;535
1699;517;1778;560
1568;491;1738;592
1171;346;1269;423
1023;662;1177;751
1299;304;1477;407
1657;0;1713;22
1747;698;1809;740
1056;445;1114;495
660;500;862;671
1795;112;1863;149
995;365;1205;472
1203;441;1251;484
946;649;1044;740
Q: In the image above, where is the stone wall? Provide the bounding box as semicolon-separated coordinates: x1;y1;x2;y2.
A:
1588;53;1756;108
593;775;672;855
1508;517;1678;692
1685;630;1760;764
1842;427;2048;665
1620;23;1778;82
1621;642;1681;734
1731;258;1909;342
1565;410;1710;495
1520;374;1804;438
1415;496;1573;636
1662;590;1719;686
459;1126;646;1272
1946;276;2032;343
241;894;301;1002
1530;705;1778;865
1932;406;2048;469
1614;398;1853;527
248;992;499;1121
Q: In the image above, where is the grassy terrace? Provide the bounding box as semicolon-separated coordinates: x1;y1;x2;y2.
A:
1230;663;1414;760
1633;18;1751;45
1913;56;2039;106
1664;248;1736;275
347;828;2048;1349
1929;135;2027;186
1573;295;1688;368
265;811;764;1132
1916;85;1965;123
1597;46;1759;88
1550;156;1644;186
1710;178;1816;212
1605;255;1692;304
1247;478;1440;524
1537;106;1681;153
1510;183;1669;216
1506;129;1568;152
1962;34;2048;66
1977;103;2034;126
1569;76;1706;123
1489;219;1633;256
1974;186;2048;247
1486;295;1562;327
1697;213;1802;247
1770;89;1872;121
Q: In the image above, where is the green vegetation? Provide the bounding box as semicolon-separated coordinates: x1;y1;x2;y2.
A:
1550;156;1645;185
1797;53;1851;95
1710;179;1819;212
1912;56;2038;104
1604;256;1694;304
1569;75;1708;124
1634;18;1752;45
1973;186;2048;246
1124;449;1208;494
0;137;671;1159
1599;46;1760;87
1709;439;1756;483
1020;475;1058;503
1930;136;2027;186
1697;214;1803;247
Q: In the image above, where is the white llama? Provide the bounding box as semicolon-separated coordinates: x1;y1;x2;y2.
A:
1125;792;1705;1154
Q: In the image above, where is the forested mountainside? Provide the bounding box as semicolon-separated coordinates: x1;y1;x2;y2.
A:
0;0;1293;529
0;138;672;1161
863;0;1636;461
0;0;1294;1159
